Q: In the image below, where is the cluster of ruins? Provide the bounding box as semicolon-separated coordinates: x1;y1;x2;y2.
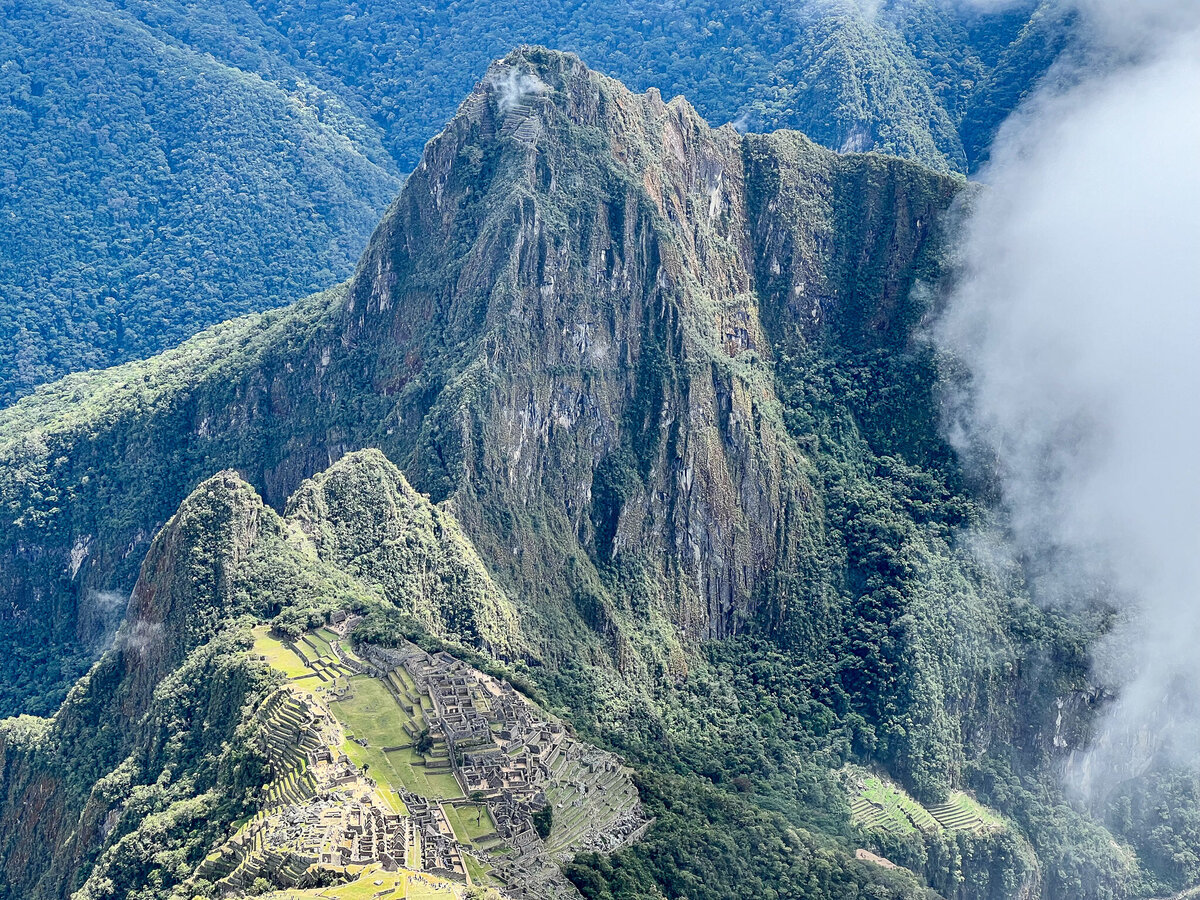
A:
199;623;649;898
195;691;415;892
361;641;651;897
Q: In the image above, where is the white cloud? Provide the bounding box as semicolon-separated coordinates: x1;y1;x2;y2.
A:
936;2;1200;796
486;65;548;115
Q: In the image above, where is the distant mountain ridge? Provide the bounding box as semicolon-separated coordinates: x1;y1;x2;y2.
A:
0;0;404;401
0;0;1069;402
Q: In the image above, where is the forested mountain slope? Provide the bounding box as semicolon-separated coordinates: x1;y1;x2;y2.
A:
0;0;403;401
0;0;1068;403
0;452;940;900
2;49;1185;900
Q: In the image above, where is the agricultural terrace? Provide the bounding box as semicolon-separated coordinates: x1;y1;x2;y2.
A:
238;620;648;900
845;767;1005;837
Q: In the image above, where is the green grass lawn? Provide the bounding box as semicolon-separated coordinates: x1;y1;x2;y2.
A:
253;626;314;680
331;676;463;800
262;864;464;899
330;676;412;743
394;666;419;693
442;802;496;844
463;854;495;885
407;878;457;899
262;864;471;899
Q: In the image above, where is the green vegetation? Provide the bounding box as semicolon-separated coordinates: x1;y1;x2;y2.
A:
463;854;494;886
531;806;553;841
0;0;1067;401
846;768;1003;838
927;793;1005;834
238;0;1059;176
444;804;498;846
0;624;279;900
331;676;464;800
0;0;401;403
849;771;942;836
252;627;315;680
564;772;936;900
1107;768;1200;895
250;619;469;802
259;865;482;899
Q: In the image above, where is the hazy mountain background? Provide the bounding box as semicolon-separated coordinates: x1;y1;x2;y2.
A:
0;0;1070;403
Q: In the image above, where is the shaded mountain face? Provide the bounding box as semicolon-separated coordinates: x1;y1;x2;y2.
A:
0;50;1153;900
0;0;1068;403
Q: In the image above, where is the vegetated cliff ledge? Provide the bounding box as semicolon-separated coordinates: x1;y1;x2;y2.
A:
0;45;958;713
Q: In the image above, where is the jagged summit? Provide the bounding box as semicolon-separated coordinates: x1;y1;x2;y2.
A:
449;47;708;144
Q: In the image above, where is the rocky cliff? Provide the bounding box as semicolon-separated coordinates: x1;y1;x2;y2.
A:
0;47;959;710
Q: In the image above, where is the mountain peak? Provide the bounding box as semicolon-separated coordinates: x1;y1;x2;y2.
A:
424;45;708;175
118;469;265;704
476;45;695;126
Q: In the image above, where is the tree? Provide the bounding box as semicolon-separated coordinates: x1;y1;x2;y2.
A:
414;728;434;756
470;790;486;824
532;804;553;840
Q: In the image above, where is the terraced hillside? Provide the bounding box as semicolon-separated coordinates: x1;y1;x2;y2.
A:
232;621;647;899
845;768;1004;838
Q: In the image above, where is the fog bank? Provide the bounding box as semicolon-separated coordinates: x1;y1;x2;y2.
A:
936;2;1200;797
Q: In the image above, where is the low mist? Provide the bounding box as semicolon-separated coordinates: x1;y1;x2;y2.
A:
486;65;548;114
936;0;1200;799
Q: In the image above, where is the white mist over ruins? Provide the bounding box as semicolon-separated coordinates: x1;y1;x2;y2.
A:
937;0;1200;798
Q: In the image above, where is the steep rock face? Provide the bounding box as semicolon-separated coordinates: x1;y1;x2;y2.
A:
120;472;265;703
0;47;959;708
347;51;828;659
0;473;276;899
375;50;951;666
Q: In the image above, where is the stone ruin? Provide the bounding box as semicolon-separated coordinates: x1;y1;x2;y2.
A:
193;689;415;894
195;627;650;899
359;641;652;899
